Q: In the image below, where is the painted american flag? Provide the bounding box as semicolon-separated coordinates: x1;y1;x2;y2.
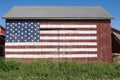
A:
5;21;98;59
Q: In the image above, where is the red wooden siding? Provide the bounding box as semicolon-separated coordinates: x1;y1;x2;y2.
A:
0;27;5;56
5;20;112;62
0;27;6;35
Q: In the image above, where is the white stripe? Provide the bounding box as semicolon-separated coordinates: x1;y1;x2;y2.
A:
40;25;97;28
6;42;97;46
5;48;97;52
59;48;97;51
40;36;97;40
6;48;57;52
5;54;97;58
40;30;97;34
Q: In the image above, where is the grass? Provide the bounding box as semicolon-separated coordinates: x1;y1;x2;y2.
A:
0;59;120;80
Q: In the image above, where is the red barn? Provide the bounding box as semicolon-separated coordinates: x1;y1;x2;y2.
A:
0;25;5;56
3;6;114;62
111;28;120;53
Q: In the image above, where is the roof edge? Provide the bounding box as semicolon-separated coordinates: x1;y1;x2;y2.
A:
2;17;114;20
0;25;5;30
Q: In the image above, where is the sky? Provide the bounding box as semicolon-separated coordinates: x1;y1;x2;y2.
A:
0;0;120;30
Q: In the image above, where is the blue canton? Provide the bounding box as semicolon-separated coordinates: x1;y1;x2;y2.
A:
6;22;40;42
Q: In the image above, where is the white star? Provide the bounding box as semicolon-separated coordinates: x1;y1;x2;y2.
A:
15;23;17;26
25;22;27;25
34;37;36;39
18;26;20;28
25;31;27;33
34;33;36;35
6;23;9;25
22;24;24;26
12;40;14;42
15;29;17;31
10;25;12;27
28;33;31;35
37;23;40;25
21;28;24;30
18;34;20;36
18;23;21;25
37;35;39;37
31;35;33;37
25;35;27;37
31;22;33;25
10;29;12;31
12;23;15;25
15;33;17;36
18;40;20;42
10;37;12;39
18;31;20;33
29;24;31;26
28;29;30;31
28;37;30;39
25;26;27;28
7;27;9;29
13;26;15;29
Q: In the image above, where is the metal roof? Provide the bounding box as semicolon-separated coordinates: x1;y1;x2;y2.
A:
112;28;120;40
3;6;114;20
0;25;5;30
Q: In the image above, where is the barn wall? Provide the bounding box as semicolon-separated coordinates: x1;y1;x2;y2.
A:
5;20;112;62
0;27;6;35
0;27;5;56
0;37;5;56
111;33;120;53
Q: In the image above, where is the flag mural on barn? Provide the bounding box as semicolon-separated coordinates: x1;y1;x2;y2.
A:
3;6;113;62
5;21;98;59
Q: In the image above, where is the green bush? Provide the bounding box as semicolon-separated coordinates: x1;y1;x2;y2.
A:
0;60;120;80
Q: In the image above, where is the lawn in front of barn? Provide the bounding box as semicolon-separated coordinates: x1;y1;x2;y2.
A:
0;59;120;80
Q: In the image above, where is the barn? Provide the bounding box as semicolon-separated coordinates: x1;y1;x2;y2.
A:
0;25;5;56
111;28;120;53
3;6;114;62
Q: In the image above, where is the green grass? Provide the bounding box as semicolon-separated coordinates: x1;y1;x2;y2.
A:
0;59;120;80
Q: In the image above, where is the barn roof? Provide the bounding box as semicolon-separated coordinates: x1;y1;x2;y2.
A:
112;28;120;40
3;6;113;20
0;25;5;30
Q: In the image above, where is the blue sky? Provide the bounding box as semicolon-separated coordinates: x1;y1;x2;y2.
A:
0;0;120;29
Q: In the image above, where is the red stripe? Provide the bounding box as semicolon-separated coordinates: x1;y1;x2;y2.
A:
6;52;97;54
40;28;96;30
40;40;97;42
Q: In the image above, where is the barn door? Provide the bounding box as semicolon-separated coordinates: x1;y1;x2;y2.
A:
40;24;97;60
40;25;59;60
